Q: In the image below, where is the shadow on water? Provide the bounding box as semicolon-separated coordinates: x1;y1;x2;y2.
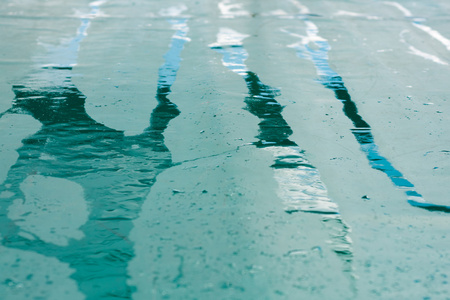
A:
0;8;189;300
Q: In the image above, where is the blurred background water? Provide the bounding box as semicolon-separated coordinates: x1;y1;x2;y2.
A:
1;0;449;299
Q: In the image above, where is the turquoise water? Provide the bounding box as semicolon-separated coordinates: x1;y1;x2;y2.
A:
1;0;449;299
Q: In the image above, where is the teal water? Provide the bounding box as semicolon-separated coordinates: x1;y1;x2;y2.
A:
1;0;449;299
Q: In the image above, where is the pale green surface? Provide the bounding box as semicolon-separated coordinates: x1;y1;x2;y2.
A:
0;0;449;299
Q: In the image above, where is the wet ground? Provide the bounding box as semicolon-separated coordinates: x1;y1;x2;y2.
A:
0;0;449;299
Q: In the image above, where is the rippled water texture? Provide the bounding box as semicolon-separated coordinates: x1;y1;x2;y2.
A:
1;0;449;299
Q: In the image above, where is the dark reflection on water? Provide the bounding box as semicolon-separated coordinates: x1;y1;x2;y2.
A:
319;58;450;213
319;75;369;129
0;14;188;300
243;71;296;147
284;12;450;212
242;72;354;270
4;82;163;299
1;76;179;300
211;31;341;214
210;28;355;290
